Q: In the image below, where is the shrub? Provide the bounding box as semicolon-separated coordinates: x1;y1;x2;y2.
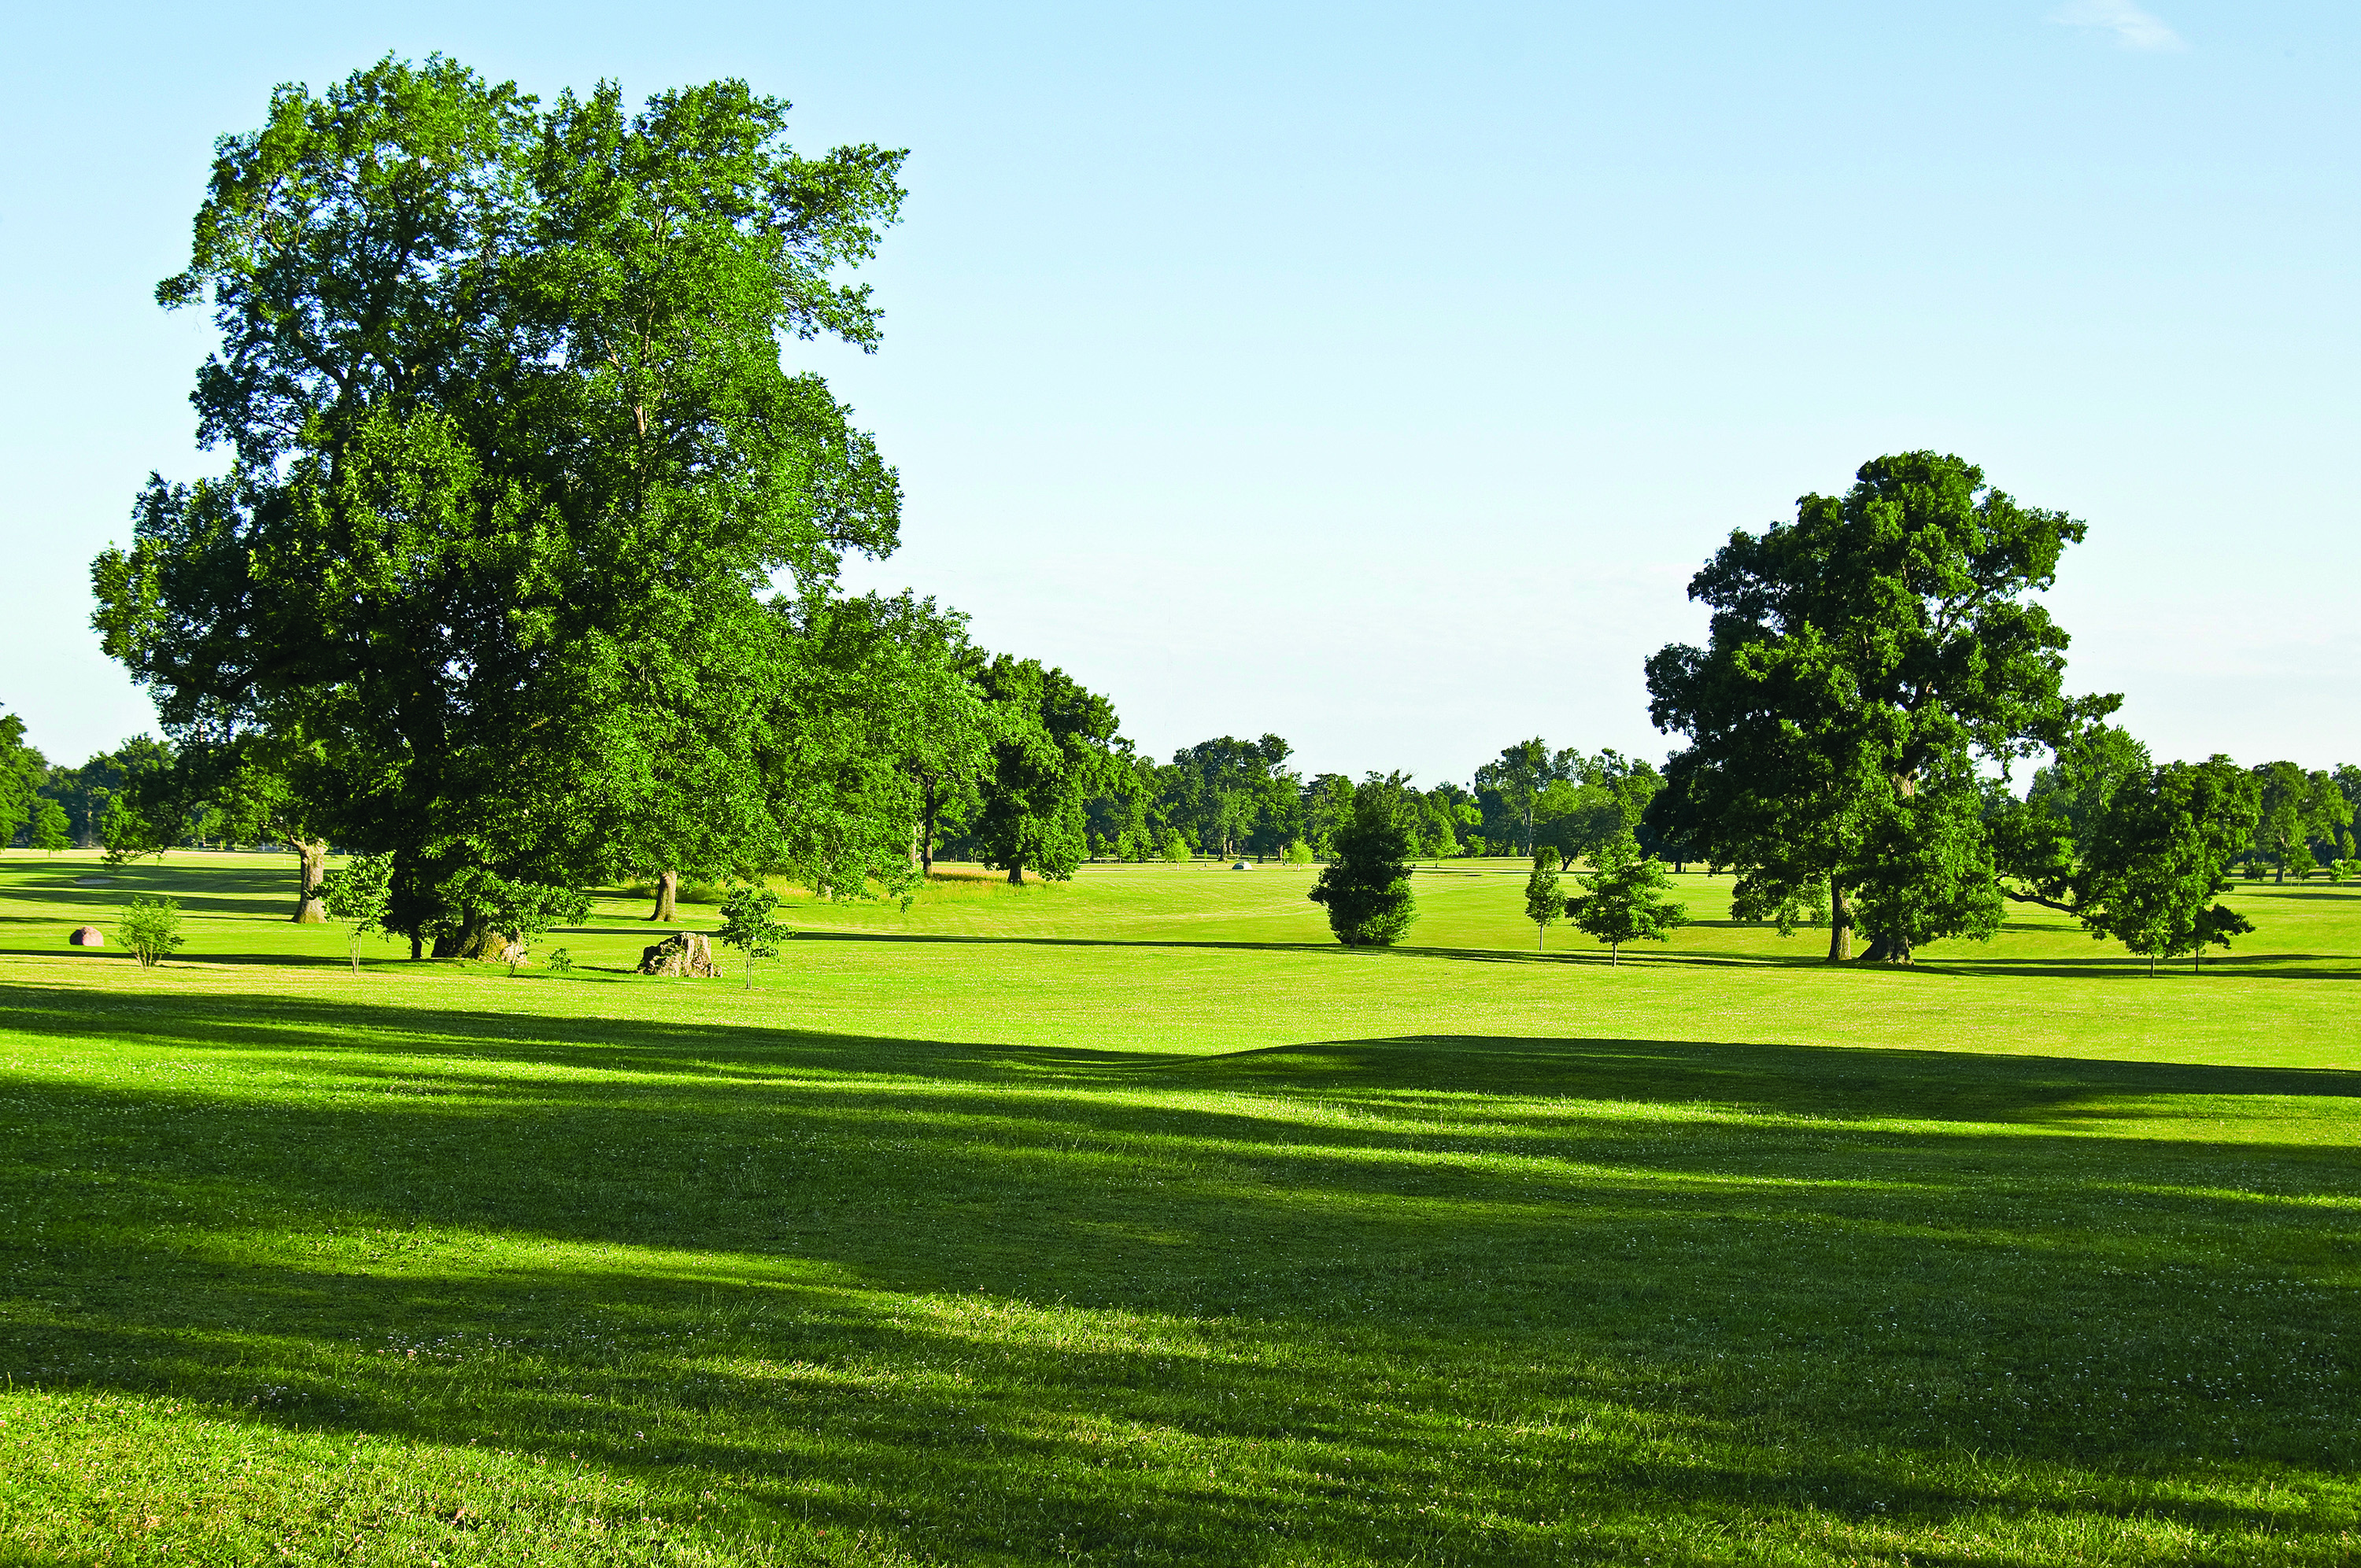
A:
545;946;575;976
116;895;185;968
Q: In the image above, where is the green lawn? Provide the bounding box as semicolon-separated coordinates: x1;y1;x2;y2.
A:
2;852;2355;1565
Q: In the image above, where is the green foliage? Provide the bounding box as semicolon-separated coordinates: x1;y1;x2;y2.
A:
1162;735;1299;861
114;895;185;968
2001;756;2263;973
0;706;45;847
92;57;911;953
1307;790;1415;946
1158;826;1190;863
2248;761;2351;883
544;946;575;976
1282;839;1314;865
25;798;70;853
971;657;1121;884
716;884;793;989
1647;452;2114;962
1474;738;1554;858
1568;834;1689;964
1299;773;1358;859
1523;848;1564;950
314;854;393;974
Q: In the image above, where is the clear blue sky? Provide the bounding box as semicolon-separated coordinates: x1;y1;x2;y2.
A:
4;1;2354;785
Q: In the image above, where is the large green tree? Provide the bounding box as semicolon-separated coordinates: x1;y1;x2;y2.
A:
91;57;908;957
971;658;1121;884
1645;452;2115;963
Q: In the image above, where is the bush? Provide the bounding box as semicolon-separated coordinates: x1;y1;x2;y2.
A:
1307;795;1415;946
544;946;575;976
1283;840;1314;865
116;895;185;968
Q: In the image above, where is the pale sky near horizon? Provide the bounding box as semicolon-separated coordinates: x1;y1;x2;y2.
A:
2;2;2353;786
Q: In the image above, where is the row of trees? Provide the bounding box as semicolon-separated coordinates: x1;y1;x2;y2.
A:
30;56;2347;972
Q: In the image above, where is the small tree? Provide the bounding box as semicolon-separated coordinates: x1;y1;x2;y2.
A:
1524;848;1565;951
116;895;185;968
314;854;393;975
1307;791;1415;947
717;884;793;988
1568;833;1688;965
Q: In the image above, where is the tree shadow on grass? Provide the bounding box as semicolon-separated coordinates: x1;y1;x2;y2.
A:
4;987;2357;1561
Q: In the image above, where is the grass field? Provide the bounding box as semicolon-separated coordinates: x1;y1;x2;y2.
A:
2;851;2355;1565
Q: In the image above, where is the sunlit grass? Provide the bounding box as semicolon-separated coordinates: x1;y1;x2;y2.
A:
1;850;2356;1564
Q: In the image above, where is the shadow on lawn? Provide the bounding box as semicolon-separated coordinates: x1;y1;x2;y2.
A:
3;984;2356;1559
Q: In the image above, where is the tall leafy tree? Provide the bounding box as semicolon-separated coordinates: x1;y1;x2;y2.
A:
971;658;1121;884
1646;452;2115;963
1084;745;1166;862
25;799;72;854
91;57;909;957
2247;762;2350;883
1300;773;1358;859
758;593;992;899
1535;749;1665;868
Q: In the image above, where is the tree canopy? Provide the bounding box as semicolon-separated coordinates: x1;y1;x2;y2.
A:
92;57;912;955
1646;452;2115;963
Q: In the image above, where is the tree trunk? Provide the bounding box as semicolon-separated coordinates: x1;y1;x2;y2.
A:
409;932;424;961
2148;954;2156;977
1859;929;1912;965
431;915;505;960
1007;862;1024;885
1827;882;1853;962
1610;941;1620;967
648;868;678;922
291;839;328;923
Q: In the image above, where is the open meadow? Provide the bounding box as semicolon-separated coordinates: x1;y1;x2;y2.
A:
2;851;2355;1565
